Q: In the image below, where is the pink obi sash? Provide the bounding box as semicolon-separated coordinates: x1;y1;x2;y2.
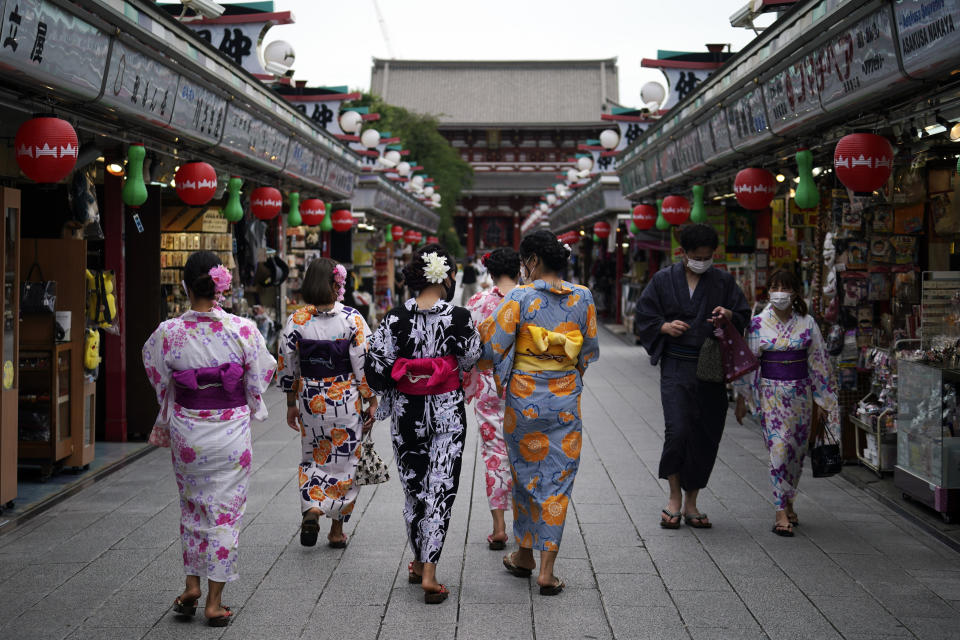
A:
391;356;460;395
172;362;246;410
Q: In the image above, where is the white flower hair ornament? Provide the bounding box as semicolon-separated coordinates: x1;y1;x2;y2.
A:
422;252;451;284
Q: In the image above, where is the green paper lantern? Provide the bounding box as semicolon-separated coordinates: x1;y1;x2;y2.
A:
655;198;670;231
690;185;707;223
629;221;639;235
287;192;301;227
223;176;243;223
385;226;393;242
592;233;600;243
794;149;820;210
121;143;148;207
319;201;333;232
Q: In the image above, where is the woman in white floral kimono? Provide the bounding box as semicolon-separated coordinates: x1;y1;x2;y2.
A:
365;244;481;604
735;269;838;537
278;258;377;549
143;251;276;627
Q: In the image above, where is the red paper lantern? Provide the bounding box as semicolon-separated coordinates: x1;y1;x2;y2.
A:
300;198;325;226
392;225;404;241
733;168;777;211
404;229;418;244
661;195;691;226
632;204;657;230
834;133;894;193
250;187;282;220
15;116;79;183
593;220;612;239
566;232;581;244
175;162;217;206
427;236;439;244
331;209;353;232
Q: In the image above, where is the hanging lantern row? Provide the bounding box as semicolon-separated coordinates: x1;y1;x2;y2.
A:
734;168;777;211
175;161;217;206
593;220;611;239
15;116;79;184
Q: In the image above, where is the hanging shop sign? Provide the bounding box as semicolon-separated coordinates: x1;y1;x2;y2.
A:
171;77;227;145
676;129;705;174
101;40;179;126
0;0;109;100
658;142;682;181
816;6;904;113
763;52;823;135
894;0;960;79
727;87;772;151
284;138;327;187
220;105;288;171
324;158;357;197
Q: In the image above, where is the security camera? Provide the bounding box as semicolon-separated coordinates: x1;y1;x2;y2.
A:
730;2;755;29
181;0;225;19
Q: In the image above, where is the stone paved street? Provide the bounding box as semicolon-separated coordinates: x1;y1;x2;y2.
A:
2;331;960;640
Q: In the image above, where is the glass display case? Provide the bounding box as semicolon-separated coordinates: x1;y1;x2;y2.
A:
895;361;960;521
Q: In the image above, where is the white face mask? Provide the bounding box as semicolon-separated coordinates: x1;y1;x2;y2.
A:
685;257;713;274
770;292;793;310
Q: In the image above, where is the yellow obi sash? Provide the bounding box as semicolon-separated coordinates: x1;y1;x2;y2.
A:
515;325;583;372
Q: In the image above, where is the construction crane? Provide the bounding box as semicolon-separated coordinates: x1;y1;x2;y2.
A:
371;0;396;59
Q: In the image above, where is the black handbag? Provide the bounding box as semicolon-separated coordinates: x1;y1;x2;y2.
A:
20;261;56;314
696;335;725;383
809;421;843;478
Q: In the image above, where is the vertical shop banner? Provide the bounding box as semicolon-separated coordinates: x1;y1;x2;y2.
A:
894;0;960;79
102;40;179;127
660;68;713;111
0;0;109;100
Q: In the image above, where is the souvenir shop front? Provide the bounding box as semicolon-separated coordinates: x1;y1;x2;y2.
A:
616;0;960;521
0;0;363;508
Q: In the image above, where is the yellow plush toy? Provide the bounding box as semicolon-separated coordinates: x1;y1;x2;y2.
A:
84;328;100;372
86;269;117;329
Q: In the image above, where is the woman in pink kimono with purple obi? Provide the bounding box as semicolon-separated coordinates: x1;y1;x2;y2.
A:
143;251;276;627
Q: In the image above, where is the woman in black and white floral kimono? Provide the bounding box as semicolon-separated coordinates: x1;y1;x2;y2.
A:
365;243;481;604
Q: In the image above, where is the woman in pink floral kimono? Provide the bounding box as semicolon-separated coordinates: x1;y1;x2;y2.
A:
143;251;276;627
463;248;520;550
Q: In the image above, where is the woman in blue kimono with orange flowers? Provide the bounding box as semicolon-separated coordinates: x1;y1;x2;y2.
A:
278;258;377;550
483;230;599;596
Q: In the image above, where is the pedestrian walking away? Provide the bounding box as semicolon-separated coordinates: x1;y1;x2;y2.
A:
633;224;749;530
141;251;277;627
278;258;378;549
734;269;839;537
483;230;600;596
463;248;521;551
461;257;478;303
365;243;481;604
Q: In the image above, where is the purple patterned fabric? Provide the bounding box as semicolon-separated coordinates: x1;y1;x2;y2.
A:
299;338;353;379
173;363;246;410
716;316;760;383
760;350;810;381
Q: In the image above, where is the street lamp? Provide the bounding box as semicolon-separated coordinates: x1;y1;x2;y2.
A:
397;161;411;177
641;81;666;110
576;156;593;172
423;186;435;197
599;129;619;150
566;168;579;183
384;149;401;166
546;193;557;205
360;128;381;149
339;110;362;134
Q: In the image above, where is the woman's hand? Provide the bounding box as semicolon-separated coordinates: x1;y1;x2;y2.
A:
286;405;301;432
735;396;747;425
661;320;690;337
362;397;378;433
809;404;825;444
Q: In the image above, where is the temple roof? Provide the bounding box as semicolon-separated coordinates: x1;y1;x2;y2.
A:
370;58;619;126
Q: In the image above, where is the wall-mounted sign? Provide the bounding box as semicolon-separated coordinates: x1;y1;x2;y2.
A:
324;159;357;197
676;129;705;173
0;0;108;100
894;0;960;79
101;40;179;126
728;87;772;150
171;77;226;144
285;138;327;187
764;52;823;134
220;105;288;171
709;108;733;157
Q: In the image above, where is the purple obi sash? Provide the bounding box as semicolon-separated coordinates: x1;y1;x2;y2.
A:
760;350;809;381
173;363;246;410
299;338;352;379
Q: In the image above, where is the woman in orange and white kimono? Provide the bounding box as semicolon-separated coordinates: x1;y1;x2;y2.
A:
278;258;377;549
483;230;599;596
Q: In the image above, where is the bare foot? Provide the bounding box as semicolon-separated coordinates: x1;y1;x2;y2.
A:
204;603;231;619
489;530;509;543
506;550;536;571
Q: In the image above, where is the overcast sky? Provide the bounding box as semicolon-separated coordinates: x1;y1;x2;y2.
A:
251;0;765;108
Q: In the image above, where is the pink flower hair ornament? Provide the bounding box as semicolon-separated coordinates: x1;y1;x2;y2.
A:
208;265;232;306
333;264;347;302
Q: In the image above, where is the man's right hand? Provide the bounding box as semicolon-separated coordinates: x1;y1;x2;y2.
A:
661;320;690;337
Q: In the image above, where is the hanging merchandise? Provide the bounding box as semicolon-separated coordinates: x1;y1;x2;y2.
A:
121;143;148;207
331;207;353;232
834;133;894;194
633;204;657;230
734;168;777;210
690;185;707;223
655;198;670;231
300;198;325;226
251;187;282;220
319;201;334;232
83;328;101;373
174;162;217;206
404;229;418;244
223;176;244;223
594;220;611;239
15;115;79;183
85;269;118;332
287;192;301;227
661;195;691;225
794;149;820;209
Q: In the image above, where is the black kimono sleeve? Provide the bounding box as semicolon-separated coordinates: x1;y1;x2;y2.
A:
451;307;482;372
364;310;399;393
634;271;670;365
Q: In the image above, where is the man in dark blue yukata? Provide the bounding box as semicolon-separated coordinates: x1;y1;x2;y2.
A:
634;224;750;529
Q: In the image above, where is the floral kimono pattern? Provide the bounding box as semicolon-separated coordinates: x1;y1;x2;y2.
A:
483;280;599;551
735;306;839;510
278;303;374;521
464;287;512;511
142;308;276;582
365;298;481;563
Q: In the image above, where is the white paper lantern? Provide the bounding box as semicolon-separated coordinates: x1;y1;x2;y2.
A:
423;186;435;197
397;161;411;177
566;169;579;183
360;129;381;149
411;175;424;187
339;110;362;134
384;150;401;165
576;156;593;172
431;193;441;203
539;202;549;213
599;129;619;150
263;40;295;75
641;81;666;108
546;194;557;205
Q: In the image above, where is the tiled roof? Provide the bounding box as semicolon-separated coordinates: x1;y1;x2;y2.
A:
464;172;559;195
370;59;619;126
